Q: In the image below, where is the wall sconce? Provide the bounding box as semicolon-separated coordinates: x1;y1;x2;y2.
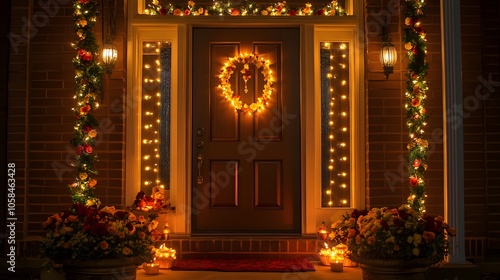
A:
102;0;117;75
380;26;397;79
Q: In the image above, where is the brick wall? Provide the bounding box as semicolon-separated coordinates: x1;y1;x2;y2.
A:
6;0;127;239
364;0;444;216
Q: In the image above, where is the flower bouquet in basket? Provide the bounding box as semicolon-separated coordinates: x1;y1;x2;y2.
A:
331;204;457;265
41;203;160;265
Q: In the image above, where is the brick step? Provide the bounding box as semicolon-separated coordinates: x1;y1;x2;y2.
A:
155;236;324;260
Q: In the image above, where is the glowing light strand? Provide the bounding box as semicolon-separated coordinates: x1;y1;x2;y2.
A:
145;1;347;16
403;0;429;213
142;42;165;191
322;42;350;207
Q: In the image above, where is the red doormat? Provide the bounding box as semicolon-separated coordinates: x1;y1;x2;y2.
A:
171;258;316;272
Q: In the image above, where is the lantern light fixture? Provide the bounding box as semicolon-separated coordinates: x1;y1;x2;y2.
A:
380;26;397;79
102;0;117;75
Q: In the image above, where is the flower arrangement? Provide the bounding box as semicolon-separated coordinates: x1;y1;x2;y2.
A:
145;0;346;16
331;205;456;262
41;203;160;264
130;189;167;212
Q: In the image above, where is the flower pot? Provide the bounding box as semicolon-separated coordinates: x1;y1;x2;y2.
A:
62;258;140;280
350;256;441;280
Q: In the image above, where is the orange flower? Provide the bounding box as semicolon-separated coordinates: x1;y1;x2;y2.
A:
88;129;97;138
122;247;132;255
79;104;91;114
100;241;109;250
89;178;97;188
173;8;182;15
422;231;435;242
138;231;146;239
411;98;420;107
67;215;78;223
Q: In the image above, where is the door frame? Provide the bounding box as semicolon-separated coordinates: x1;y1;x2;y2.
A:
126;12;365;236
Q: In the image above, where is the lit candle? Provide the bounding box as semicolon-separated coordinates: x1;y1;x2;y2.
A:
143;262;160;275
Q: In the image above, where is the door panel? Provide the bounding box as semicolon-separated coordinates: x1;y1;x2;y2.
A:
192;28;300;234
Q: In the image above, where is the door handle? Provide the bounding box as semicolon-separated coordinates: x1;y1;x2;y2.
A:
197;153;204;184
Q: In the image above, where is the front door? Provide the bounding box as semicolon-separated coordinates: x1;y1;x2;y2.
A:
192;28;301;234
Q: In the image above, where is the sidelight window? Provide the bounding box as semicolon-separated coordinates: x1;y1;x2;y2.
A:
320;42;350;208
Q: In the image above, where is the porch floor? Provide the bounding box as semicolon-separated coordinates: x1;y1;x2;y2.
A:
137;263;363;280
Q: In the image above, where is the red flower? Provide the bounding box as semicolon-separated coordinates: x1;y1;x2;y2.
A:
73;203;95;218
409;176;419;187
316;9;325;16
159;7;168;15
231;9;240;16
76;145;84;155
413;158;421;168
78;49;87;57
83;125;92;132
411;98;420;107
83;144;93;154
82;51;93;62
289;10;297;16
412;46;418;55
78;0;90;4
184;9;191;16
80;104;91;114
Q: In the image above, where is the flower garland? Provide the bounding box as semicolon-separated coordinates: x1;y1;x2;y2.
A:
145;1;346;16
218;53;274;114
403;0;429;213
69;0;104;207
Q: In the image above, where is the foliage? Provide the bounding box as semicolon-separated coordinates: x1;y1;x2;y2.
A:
69;0;104;206
145;0;346;16
402;0;429;212
41;204;160;263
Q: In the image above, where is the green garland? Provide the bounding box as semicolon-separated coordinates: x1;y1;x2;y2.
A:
145;0;346;16
69;0;103;207
403;0;429;213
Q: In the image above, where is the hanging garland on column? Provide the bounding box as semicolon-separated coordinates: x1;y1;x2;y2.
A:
403;0;429;213
69;0;104;207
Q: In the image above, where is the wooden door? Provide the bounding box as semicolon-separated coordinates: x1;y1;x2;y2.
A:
192;28;301;234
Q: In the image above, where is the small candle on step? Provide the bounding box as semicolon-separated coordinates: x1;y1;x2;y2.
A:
143;262;160;275
330;261;343;272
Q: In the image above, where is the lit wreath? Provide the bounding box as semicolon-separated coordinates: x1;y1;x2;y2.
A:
218;53;274;113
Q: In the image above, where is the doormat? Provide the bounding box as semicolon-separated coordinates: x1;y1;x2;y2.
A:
171;258;316;272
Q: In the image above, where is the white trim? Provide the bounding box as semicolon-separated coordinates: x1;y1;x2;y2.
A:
308;25;365;234
128;1;364;235
440;0;466;263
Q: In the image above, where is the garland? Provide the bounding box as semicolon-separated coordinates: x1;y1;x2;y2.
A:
69;0;104;207
403;0;429;213
218;53;274;113
145;1;346;16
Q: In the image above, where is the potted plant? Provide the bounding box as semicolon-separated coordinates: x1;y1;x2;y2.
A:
41;203;160;279
331;205;456;279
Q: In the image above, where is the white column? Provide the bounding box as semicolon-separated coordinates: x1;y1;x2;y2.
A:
440;0;466;264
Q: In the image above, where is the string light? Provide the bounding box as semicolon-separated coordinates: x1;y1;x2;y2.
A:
141;41;168;192
322;42;350;207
